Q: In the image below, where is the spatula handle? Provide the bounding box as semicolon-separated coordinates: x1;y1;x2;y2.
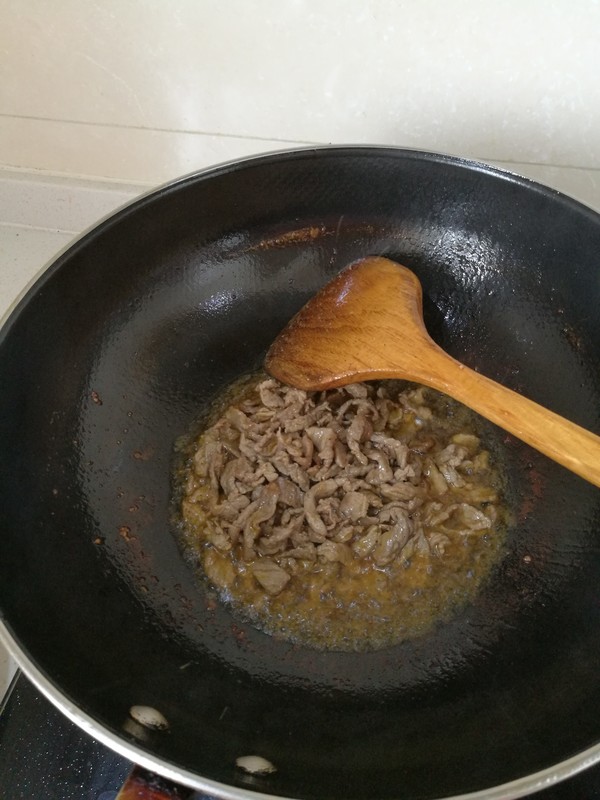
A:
430;352;600;488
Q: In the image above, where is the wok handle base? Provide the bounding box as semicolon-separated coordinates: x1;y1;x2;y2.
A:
116;765;195;800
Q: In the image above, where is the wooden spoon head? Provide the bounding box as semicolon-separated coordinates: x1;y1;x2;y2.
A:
265;256;435;390
266;259;600;489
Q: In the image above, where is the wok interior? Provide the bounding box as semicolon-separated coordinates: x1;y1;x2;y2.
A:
1;149;600;799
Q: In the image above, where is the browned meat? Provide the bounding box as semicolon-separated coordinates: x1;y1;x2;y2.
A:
339;491;369;522
251;558;291;594
183;378;502;598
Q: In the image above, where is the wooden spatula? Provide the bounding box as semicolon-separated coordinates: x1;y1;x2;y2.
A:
265;256;600;488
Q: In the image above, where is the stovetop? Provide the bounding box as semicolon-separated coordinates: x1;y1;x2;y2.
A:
1;671;600;800
0;672;211;799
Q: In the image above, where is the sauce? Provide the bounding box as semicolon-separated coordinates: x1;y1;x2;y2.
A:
175;376;509;651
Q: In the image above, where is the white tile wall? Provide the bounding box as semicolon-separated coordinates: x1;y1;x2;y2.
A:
2;0;600;185
0;173;141;318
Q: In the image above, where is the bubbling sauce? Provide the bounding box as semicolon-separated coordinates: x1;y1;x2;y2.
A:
176;375;509;651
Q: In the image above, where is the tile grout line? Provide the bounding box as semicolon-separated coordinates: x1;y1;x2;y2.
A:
0;112;319;147
0;220;81;236
0;164;151;190
2;114;600;174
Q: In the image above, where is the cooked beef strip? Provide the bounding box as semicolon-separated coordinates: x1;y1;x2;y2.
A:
251;558;291;594
184;378;499;597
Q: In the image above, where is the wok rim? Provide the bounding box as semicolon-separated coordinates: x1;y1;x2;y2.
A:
3;623;600;800
2;144;600;798
3;144;600;339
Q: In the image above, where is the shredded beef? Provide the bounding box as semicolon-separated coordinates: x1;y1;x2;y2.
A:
183;378;500;596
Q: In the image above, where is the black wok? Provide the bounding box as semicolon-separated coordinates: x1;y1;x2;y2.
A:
1;147;600;800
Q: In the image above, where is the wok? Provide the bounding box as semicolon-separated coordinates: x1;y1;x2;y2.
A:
1;147;600;800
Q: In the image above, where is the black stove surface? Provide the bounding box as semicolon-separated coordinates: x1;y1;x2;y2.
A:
1;672;600;800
